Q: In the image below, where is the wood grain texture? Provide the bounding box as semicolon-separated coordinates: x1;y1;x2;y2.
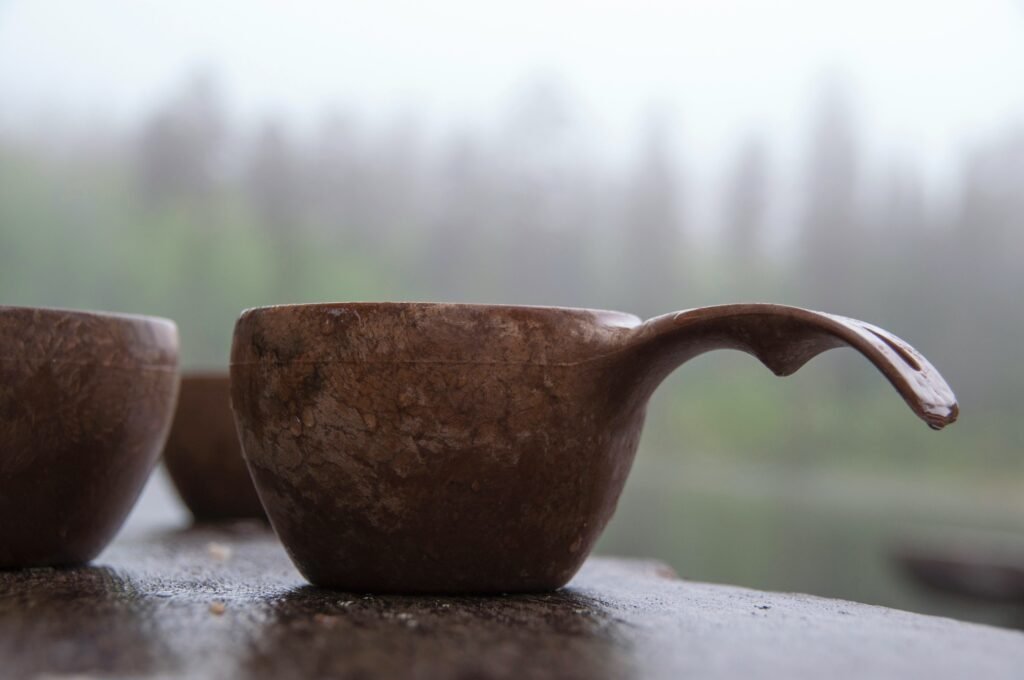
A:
1;525;1021;680
230;302;957;592
0;306;179;568
163;373;266;522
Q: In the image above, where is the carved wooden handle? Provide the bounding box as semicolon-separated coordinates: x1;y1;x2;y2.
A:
629;304;958;430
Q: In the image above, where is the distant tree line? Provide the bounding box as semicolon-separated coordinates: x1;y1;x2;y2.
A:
1;71;1021;469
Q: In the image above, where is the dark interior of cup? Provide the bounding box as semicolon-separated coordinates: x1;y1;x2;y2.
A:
0;306;179;568
163;372;266;522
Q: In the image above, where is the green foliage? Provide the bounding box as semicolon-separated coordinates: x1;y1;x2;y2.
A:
1;136;1019;477
2;106;1022;627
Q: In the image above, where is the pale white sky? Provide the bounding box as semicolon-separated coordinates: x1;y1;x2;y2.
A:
1;0;1023;192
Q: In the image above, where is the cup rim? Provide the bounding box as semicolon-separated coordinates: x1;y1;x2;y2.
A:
230;301;644;368
237;300;642;323
0;305;179;369
0;304;175;326
179;370;230;382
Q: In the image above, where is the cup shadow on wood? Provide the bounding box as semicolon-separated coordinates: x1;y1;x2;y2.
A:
246;583;639;679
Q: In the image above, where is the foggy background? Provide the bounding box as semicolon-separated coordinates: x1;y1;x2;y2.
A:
2;1;1023;627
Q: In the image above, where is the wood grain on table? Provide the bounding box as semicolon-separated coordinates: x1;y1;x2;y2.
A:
1;524;1022;680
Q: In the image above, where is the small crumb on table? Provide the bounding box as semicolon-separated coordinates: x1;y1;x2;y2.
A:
313;613;338;627
207;542;232;561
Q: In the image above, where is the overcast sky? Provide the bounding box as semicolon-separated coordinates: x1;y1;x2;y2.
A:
1;0;1023;189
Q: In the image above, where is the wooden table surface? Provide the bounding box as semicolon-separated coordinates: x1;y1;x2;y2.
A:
2;523;1022;679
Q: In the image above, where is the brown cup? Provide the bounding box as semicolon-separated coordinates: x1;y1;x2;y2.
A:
163;372;266;522
0;306;179;568
230;302;958;593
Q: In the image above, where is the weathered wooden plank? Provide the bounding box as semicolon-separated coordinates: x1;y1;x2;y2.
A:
1;523;1021;679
